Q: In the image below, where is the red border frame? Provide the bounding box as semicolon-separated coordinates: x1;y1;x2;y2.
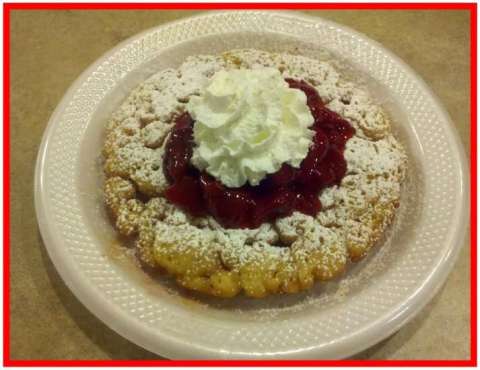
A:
3;3;476;366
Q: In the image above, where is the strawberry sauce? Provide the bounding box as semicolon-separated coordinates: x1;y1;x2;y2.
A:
163;79;354;229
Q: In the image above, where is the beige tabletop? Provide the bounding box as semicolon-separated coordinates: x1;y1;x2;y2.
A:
10;9;471;360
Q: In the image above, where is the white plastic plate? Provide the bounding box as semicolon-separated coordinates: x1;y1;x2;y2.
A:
35;11;469;359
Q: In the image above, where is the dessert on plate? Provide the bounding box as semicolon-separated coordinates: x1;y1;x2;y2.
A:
103;49;407;298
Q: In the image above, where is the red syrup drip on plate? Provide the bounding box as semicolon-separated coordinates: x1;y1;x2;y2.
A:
163;79;355;229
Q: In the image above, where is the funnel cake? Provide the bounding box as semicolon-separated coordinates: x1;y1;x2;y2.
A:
103;49;407;298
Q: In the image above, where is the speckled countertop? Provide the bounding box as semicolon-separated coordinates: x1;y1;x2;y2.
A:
10;10;470;360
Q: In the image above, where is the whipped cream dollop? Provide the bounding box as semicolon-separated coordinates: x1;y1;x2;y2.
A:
187;68;315;188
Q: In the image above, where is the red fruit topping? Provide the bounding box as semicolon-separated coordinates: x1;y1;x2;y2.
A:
302;130;329;169
294;192;322;216
268;164;296;187
201;175;256;228
164;175;205;216
285;78;324;121
252;188;296;227
323;148;348;183
163;112;194;183
320;112;355;150
162;79;354;229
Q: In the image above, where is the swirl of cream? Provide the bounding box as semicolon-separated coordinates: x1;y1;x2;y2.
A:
187;68;314;188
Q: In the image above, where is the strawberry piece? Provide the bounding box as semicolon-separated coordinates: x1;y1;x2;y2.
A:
201;176;256;229
163;113;194;183
164;175;205;216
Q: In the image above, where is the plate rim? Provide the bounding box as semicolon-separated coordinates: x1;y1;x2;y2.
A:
34;10;470;359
